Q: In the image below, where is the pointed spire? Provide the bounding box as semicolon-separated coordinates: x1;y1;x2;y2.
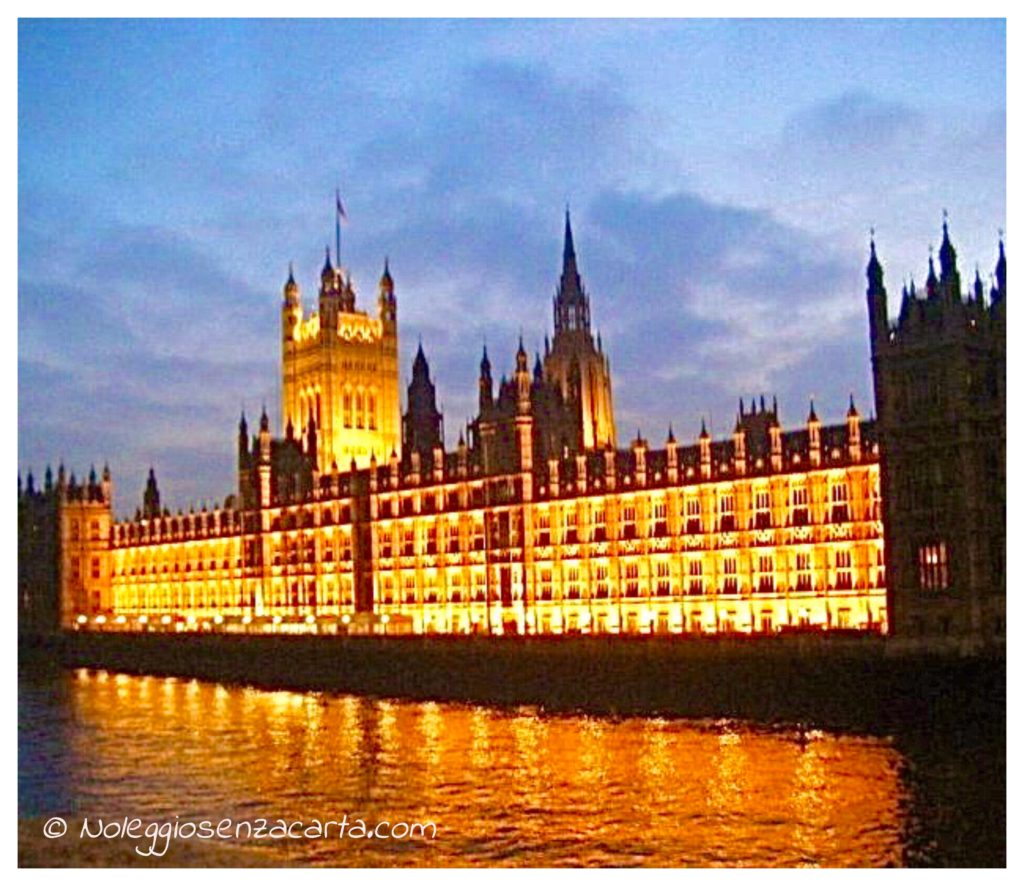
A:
322;246;333;276
974;267;985;303
926;248;938;297
533;351;543;381
995;234;1006;299
867;233;885;295
699;418;709;440
412;340;429;379
554;207;588;334
480;344;491;376
259;405;269;433
808;399;819;423
667;423;675;444
939;211;957;282
379;257;394;295
847;394;859;418
563;207;576;263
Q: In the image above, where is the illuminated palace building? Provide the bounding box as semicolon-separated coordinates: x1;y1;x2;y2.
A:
18;214;1005;642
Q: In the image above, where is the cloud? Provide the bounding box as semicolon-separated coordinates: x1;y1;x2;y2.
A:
18;43;1001;515
782;91;923;155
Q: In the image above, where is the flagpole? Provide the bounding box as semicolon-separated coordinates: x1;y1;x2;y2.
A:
335;188;341;266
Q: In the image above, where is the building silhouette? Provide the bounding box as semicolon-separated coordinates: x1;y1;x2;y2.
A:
16;211;1004;648
866;220;1006;644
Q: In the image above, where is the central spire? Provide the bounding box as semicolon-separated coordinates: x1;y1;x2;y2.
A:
563;208;576;263
554;209;590;334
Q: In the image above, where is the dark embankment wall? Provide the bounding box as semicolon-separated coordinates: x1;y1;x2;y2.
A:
22;632;1005;734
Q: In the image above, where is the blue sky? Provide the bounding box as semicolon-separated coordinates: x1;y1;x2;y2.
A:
18;19;1005;515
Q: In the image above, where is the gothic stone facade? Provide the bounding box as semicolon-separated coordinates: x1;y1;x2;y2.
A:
18;214;1003;643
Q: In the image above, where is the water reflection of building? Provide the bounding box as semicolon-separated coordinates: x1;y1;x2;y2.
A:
17;215;1001;642
61;671;908;865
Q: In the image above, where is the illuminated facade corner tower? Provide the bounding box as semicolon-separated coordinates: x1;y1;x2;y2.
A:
542;211;617;450
281;253;401;471
866;221;1006;645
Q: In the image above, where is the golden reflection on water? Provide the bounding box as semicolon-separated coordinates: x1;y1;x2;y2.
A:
53;668;907;866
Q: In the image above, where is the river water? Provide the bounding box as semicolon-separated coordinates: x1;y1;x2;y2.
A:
18;665;1004;867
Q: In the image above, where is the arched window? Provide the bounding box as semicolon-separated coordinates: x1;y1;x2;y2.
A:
367;391;377;430
343;390;352;428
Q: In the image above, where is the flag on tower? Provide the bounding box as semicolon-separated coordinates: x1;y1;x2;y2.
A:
335;189;347;266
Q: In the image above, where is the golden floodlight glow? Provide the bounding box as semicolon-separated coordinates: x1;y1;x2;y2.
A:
138;615;148;624
305;614;316;625
160;615;171;625
76;614;87;625
213;614;224;625
341;614;351;624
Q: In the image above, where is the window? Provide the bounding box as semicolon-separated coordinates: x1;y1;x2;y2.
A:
536;512;550;546
591;507;606;542
687;559;704;596
918;541;950;590
624;562;640;598
795;552;812;591
721;556;738;595
756;555;775;593
562;509;578;544
830;482;850;522
565;566;581;599
835;550;853;589
620;504;637;540
718;493;735;532
655;560;671;596
759;611;774;633
652;499;667;537
685;498;701;534
790;486;809;526
754;490;772;529
90;520;101;541
538;569;553;601
70;519;80;542
594;564;610;598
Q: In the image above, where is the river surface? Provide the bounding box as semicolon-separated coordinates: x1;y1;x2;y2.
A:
18;665;1004;867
